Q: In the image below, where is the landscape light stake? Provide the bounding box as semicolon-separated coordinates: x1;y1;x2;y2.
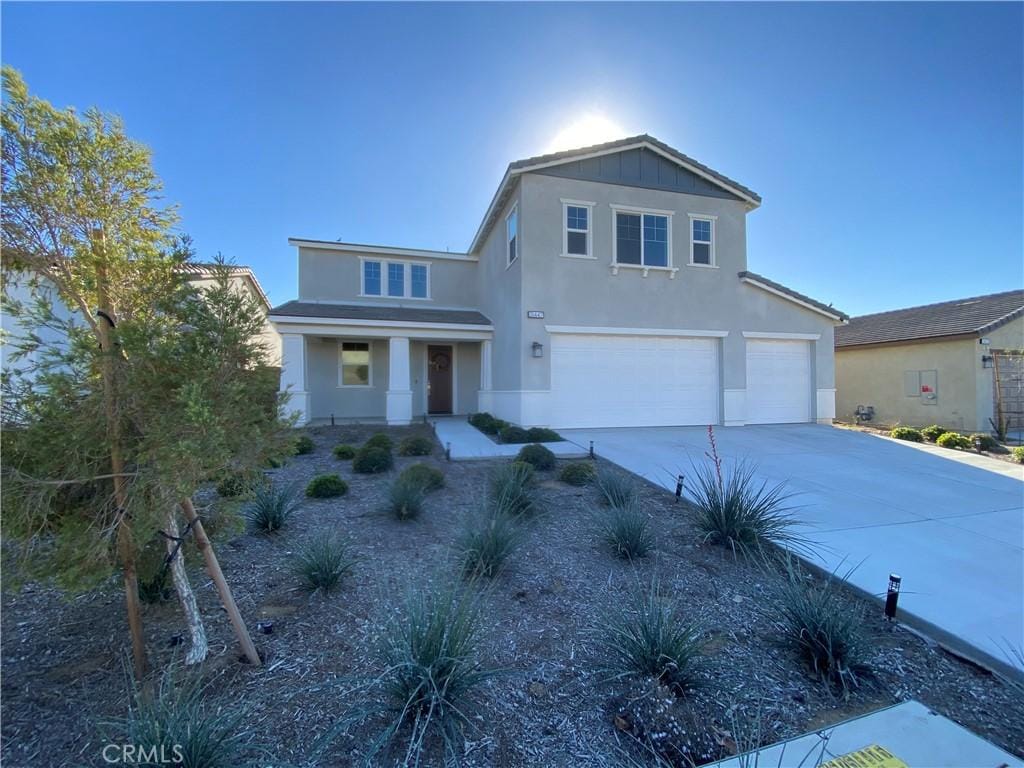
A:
330;413;335;426
445;442;451;461
675;474;684;502
589;440;595;459
885;573;901;620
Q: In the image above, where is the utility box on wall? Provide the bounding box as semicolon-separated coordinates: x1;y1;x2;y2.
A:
904;369;938;405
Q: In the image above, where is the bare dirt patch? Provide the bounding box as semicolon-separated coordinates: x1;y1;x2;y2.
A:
3;424;1022;767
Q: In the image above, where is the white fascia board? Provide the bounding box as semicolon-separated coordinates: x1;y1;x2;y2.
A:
269;314;493;334
545;325;728;338
742;331;822;340
740;277;846;322
289;239;476;262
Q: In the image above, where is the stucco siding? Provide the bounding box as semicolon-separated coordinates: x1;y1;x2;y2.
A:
307;337;389;420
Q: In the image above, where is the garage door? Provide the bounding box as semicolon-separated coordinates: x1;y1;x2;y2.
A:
745;339;811;424
549;333;719;428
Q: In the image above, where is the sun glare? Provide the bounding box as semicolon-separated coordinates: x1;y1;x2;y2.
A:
544;114;630;154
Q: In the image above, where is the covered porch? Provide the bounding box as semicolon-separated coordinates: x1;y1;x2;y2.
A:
269;303;493;425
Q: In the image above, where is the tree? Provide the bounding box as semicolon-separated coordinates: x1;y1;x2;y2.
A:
1;66;286;677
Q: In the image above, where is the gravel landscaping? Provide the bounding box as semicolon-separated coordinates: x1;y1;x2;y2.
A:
2;423;1023;767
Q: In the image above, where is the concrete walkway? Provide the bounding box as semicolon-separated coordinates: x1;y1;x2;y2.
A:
431;418;587;461
560;424;1024;677
709;700;1022;768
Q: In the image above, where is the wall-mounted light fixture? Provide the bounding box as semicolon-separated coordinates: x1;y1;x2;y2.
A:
531;341;544;358
982;355;994;369
979;338;991;346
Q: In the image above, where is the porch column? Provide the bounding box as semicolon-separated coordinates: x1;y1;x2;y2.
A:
386;336;413;425
280;333;310;425
480;339;493;391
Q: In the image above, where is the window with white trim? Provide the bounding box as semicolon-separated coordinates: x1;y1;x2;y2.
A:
506;205;518;266
339;341;372;387
361;259;430;299
690;216;715;265
614;209;671;267
563;202;592;257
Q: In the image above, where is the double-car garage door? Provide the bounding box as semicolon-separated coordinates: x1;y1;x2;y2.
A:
548;332;811;428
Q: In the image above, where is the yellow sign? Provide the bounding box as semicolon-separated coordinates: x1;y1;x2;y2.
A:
821;744;909;768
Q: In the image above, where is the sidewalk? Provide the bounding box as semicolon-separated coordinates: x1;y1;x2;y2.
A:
431;418;588;461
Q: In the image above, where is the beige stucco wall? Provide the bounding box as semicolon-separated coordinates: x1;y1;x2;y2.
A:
835;319;1024;432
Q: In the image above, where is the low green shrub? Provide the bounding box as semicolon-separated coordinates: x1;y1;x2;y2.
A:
526;426;561;443
397;435;434;457
468;412;503;435
559;461;595;486
777;563;866;692
244;482;303;532
516;443;556;471
595;468;638;508
600;501;654;559
889;426;923;442
597;580;704;695
353;445;394;474
457;507;523;578
399;463;445;492
387;476;426;520
969;433;999;452
294;533;356;593
333;444;356;460
294;435;315;455
305;474;349;498
215;469;265;498
499;425;530;444
936;431;972;450
490;461;538;517
1013;446;1024;464
921;424;946;442
364;432;393;452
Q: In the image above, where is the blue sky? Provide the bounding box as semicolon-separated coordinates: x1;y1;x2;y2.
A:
3;2;1021;314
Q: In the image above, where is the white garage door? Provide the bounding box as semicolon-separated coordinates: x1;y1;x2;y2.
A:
745;339;812;424
549;333;719;428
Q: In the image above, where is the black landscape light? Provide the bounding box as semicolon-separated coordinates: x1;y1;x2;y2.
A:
445;441;451;461
973;435;985;453
675;474;684;501
589;440;595;459
884;574;901;620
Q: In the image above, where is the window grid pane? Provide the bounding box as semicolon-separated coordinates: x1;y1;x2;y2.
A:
616;213;642;264
387;262;405;296
566;205;588;231
642;215;668;267
567;231;587;255
693;219;711;243
363;261;381;295
410;264;428;298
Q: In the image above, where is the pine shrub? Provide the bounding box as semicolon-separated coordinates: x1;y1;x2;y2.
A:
364;432;393;452
305;474;348;498
515;443;556;471
526;426;561;443
559;461;596;486
399;463;445;492
397;435;434;457
333;444;356;460
353;445;394;474
294;435;315;455
499;425;530;444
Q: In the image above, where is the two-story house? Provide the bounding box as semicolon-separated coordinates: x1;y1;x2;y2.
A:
271;135;848;429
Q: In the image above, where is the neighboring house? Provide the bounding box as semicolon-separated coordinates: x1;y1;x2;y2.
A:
271;134;848;428
835;290;1024;433
1;262;280;383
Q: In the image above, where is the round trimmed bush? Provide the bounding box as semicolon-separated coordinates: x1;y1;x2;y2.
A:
889;427;923;442
294;435;315;455
333;444;356;460
526;427;561;443
1013;446;1024;464
969;433;998;452
306;474;348;498
397;435;434;457
499;425;530;444
559;461;595;486
364;433;393;452
399;463;445;492
936;431;972;450
469;412;496;432
921;424;946;442
353;445;394;474
516;443;556;471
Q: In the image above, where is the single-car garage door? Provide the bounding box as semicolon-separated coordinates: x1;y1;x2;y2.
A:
549;333;719;428
746;339;812;424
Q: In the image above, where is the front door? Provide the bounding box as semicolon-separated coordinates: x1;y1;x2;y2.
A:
427;345;453;414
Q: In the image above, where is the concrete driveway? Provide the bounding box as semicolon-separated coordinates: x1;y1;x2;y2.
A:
560;424;1024;675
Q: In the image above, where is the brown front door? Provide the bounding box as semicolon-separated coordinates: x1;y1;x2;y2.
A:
427;345;454;414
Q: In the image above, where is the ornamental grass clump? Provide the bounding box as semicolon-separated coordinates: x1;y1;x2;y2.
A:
489;461;539;517
776;562;867;694
398;463;445;493
244;481;303;533
294;533;356;593
457;506;523;578
597;580;704;695
599;500;654;560
595;467;639;509
687;427;810;558
559;460;595;486
388;475;426;521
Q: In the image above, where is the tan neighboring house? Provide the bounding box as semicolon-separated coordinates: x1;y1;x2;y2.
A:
835;290;1024;433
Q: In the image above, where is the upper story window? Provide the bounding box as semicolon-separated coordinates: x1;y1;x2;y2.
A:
362;259;430;299
506;205;518;266
561;199;594;258
612;206;672;268
689;215;716;266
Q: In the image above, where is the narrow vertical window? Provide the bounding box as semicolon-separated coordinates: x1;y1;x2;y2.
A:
387;262;405;296
340;342;371;386
643;214;668;267
691;217;714;265
363;260;381;295
506;205;518;266
615;212;642;264
565;204;590;256
410;264;428;298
